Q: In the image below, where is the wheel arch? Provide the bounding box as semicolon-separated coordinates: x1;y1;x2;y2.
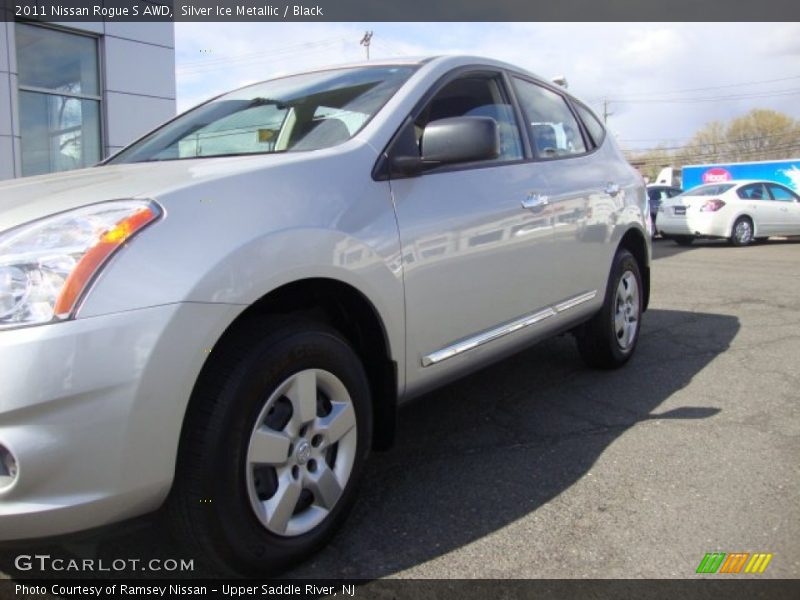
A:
617;227;650;311
185;278;399;454
730;212;757;237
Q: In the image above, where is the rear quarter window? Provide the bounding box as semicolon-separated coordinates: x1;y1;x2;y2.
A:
573;102;606;148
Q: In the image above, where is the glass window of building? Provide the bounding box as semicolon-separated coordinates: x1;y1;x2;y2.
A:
16;24;102;176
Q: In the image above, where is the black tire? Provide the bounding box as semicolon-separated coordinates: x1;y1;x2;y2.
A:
575;248;643;369
673;235;694;246
730;216;754;247
167;316;372;575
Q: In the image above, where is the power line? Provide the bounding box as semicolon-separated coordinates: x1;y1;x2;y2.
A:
178;37;345;67
628;140;800;157
602;99;613;124
621;132;800;153
584;75;800;104
605;88;800;105
177;38;347;74
359;31;373;61
627;143;800;166
629;141;800;158
371;38;409;57
177;44;345;75
620;137;693;143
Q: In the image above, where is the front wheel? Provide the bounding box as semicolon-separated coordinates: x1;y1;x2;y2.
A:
168;317;372;575
575;248;643;369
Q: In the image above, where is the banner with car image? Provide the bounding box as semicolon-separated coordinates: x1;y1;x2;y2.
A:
682;159;800;193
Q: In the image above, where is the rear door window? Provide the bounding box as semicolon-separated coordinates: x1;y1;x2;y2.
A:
511;77;586;159
573;102;606;148
737;183;770;200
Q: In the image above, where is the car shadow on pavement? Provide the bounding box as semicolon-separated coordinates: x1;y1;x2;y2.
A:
651;237;728;259
652;236;800;260
0;308;739;581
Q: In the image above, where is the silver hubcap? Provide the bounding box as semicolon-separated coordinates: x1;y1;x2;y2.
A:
734;220;752;244
245;369;357;537
614;270;639;351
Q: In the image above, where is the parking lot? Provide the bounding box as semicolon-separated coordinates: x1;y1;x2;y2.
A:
2;238;799;581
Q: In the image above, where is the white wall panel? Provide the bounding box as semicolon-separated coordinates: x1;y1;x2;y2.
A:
105;91;175;148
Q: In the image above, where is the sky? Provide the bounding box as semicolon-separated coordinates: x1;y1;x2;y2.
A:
174;22;800;153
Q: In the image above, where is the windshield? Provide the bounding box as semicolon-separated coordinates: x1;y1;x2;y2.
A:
108;66;416;163
679;183;736;196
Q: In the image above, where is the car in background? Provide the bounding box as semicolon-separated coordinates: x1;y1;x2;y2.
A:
657;180;800;246
646;184;682;236
0;55;650;575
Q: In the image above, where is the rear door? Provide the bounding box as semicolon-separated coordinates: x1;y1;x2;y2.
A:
509;76;632;306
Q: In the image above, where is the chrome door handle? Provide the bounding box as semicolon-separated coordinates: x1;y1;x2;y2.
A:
522;193;549;210
604;182;621;197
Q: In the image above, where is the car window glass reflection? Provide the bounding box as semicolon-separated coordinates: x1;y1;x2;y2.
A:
109;66;416;163
414;76;524;162
512;77;587;159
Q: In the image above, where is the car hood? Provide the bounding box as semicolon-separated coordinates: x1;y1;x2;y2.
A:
0;152;340;231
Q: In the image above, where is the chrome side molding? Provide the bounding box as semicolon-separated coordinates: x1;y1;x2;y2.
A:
422;290;598;367
554;290;597;313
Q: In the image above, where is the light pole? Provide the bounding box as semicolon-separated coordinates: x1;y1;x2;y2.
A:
360;31;373;60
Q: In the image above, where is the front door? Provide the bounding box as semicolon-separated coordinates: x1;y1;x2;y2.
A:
767;183;800;235
389;71;559;393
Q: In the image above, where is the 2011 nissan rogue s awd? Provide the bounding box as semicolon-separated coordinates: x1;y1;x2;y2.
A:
0;55;650;574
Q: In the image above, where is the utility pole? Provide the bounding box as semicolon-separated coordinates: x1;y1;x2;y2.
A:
360;31;373;60
603;99;613;124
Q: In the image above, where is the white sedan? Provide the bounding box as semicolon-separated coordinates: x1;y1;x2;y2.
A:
657;180;800;246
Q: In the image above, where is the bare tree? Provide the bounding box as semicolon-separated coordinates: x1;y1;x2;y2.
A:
626;109;800;171
680;109;799;164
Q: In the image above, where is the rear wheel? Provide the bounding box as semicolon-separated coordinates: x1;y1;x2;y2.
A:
576;248;643;369
168;317;372;575
730;217;754;246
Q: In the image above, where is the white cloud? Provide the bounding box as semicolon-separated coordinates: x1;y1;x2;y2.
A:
175;22;800;153
619;28;685;69
758;22;800;57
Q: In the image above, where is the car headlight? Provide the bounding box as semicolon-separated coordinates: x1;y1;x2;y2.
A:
0;200;161;329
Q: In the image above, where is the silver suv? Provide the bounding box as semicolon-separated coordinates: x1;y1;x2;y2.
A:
0;56;650;574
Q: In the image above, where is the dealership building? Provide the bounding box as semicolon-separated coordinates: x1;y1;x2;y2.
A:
1;19;175;180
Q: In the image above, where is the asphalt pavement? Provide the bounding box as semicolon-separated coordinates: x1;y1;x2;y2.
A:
2;237;799;581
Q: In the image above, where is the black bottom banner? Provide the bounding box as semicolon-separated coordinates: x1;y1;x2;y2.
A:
1;579;799;600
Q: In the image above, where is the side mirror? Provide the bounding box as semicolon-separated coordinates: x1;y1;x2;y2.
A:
421;116;500;165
